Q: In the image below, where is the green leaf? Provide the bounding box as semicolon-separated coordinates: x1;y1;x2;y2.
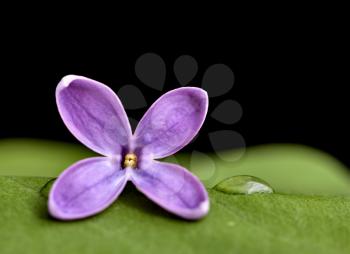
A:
179;144;350;195
1;139;350;195
214;175;274;194
39;178;56;198
0;139;95;177
0;176;349;254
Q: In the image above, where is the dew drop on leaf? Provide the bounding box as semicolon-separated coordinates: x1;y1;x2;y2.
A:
214;175;274;194
39;178;56;198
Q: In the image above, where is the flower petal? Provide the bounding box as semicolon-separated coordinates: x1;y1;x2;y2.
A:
49;157;127;220
134;87;208;159
56;75;132;156
130;161;209;220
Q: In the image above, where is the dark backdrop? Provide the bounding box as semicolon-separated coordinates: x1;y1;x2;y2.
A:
0;19;347;166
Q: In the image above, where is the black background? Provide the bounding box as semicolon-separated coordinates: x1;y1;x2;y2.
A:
0;13;347;166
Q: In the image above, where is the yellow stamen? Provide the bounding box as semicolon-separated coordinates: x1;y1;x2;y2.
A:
123;153;137;168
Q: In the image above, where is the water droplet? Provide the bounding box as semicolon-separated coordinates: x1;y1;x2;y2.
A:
135;53;166;91
40;178;56;198
118;85;147;110
211;100;242;125
174;55;198;86
214;175;274;194
202;64;234;97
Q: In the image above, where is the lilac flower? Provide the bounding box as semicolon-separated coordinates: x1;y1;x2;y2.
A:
49;75;209;220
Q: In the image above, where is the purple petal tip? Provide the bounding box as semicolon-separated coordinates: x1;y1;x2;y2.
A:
134;87;209;159
48;157;127;220
55;75;132;156
130;161;210;220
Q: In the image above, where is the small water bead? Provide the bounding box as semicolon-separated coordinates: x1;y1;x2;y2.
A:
214;175;274;195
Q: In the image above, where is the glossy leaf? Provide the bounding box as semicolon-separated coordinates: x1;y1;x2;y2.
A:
1;176;350;254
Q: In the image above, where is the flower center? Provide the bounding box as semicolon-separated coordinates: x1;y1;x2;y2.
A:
123;153;137;169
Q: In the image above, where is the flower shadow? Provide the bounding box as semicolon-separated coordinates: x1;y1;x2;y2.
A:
36;180;191;222
119;183;188;222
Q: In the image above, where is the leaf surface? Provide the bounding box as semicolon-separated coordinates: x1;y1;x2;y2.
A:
1;139;350;195
0;176;349;254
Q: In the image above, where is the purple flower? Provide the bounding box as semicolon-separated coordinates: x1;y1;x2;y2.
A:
48;75;209;220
